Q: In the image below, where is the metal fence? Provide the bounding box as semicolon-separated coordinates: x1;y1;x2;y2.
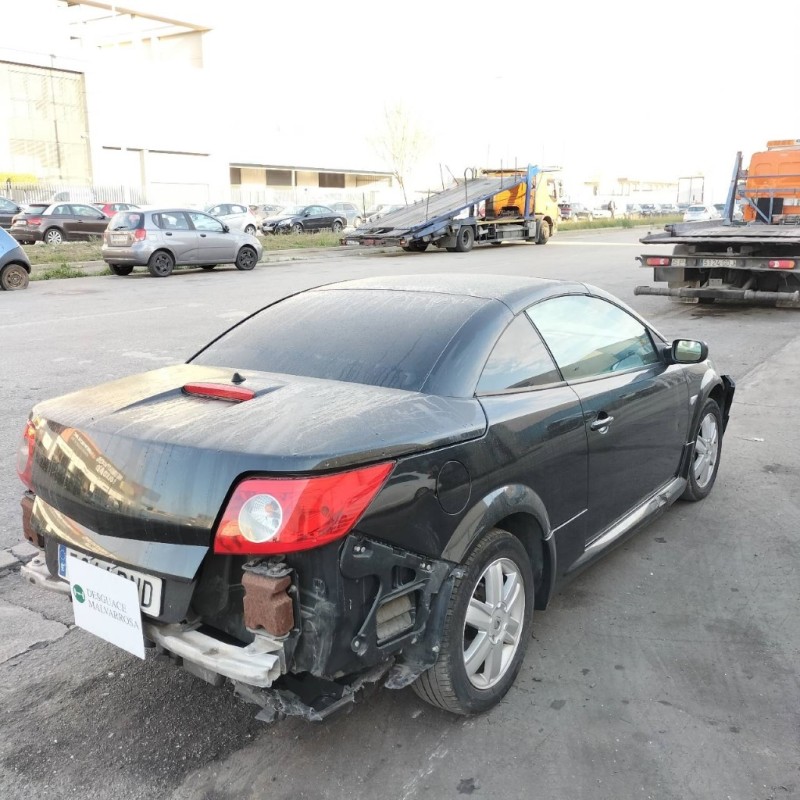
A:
3;182;147;206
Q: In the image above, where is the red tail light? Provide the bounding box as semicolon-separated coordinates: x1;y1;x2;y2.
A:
183;383;256;402
646;257;671;266
213;462;394;555
16;419;37;490
768;259;795;269
28;217;42;226
134;228;147;241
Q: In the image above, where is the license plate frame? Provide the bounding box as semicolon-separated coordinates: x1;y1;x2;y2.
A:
110;233;128;245
701;258;736;268
58;544;163;616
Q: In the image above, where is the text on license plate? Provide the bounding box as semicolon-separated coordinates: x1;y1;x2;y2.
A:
58;544;163;616
702;258;735;268
110;234;127;244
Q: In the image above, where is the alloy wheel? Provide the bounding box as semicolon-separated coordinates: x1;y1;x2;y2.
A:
693;412;719;489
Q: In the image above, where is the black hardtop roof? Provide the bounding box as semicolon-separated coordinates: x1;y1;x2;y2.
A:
315;273;589;314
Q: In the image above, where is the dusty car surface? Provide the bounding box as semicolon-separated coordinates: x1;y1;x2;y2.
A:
0;226;31;290
102;209;262;277
18;274;734;720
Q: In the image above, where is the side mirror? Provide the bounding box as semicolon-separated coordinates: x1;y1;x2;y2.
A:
670;339;708;364
304;211;311;217
222;224;230;233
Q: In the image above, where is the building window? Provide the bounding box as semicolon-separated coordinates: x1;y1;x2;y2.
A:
319;172;345;188
230;167;242;184
266;169;292;186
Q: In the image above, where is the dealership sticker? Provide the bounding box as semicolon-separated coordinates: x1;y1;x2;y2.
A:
68;557;146;659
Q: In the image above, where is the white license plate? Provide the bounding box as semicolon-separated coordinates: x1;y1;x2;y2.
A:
110;234;127;245
58;544;163;616
671;257;687;267
702;258;735;268
345;239;359;245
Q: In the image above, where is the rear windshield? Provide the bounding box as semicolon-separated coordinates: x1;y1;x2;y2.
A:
191;289;486;392
108;211;143;230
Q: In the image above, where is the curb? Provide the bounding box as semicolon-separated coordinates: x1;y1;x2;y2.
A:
28;244;401;277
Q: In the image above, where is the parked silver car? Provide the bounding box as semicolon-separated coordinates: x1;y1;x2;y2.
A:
205;202;259;235
101;209;262;277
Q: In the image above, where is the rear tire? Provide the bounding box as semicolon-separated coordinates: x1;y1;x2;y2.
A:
681;398;723;501
147;250;174;278
412;529;534;715
109;264;133;276
0;263;29;290
448;226;475;253
235;245;257;271
402;241;429;252
200;265;217;271
43;227;64;245
331;220;343;233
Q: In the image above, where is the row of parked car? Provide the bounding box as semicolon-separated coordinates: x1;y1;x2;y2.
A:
557;201;686;222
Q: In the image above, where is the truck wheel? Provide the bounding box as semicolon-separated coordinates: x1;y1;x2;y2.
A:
402;242;428;252
681;399;723;501
0;263;30;290
412;529;534;715
535;221;551;245
449;226;475;253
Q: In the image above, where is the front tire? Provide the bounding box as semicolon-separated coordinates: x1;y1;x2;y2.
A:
536;220;551;245
43;227;64;245
0;263;30;290
235;245;257;271
412;529;534;715
147;250;174;277
331;220;343;233
682;399;723;501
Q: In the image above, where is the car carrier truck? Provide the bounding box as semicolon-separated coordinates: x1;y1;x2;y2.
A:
636;140;800;306
342;165;560;253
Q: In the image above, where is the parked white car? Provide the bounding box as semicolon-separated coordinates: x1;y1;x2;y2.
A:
205;203;259;235
683;204;722;222
592;204;612;219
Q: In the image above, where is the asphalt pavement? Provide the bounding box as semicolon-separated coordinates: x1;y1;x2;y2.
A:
1;228;798;799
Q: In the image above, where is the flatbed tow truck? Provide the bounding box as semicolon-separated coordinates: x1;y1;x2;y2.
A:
636;140;800;307
341;165;559;253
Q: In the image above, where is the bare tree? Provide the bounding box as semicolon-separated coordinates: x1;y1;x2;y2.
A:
370;104;429;204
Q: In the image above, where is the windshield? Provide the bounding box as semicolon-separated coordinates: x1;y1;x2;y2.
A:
192;289;487;393
687;206;705;213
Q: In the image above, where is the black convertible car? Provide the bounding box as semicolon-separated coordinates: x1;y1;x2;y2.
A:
18;274;734;720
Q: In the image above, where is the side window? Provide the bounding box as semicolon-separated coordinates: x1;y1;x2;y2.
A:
72;205;98;217
156;212;190;230
189;212;224;232
208;205;224;216
232;204;246;214
0;199;17;212
52;204;71;215
477;315;562;394
527;295;660;381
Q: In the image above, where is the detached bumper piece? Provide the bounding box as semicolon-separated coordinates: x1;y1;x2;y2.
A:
634;285;800;305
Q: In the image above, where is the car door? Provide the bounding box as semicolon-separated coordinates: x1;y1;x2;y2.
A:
154;211;197;264
476;314;589;561
527;293;689;540
188;211;234;263
69;204;107;238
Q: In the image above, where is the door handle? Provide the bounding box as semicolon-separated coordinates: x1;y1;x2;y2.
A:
165;232;173;236
200;233;207;237
590;414;614;431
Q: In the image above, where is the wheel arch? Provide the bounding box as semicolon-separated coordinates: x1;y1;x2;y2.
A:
4;259;31;274
43;226;65;241
441;484;556;610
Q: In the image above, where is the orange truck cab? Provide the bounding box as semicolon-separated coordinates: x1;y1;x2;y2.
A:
741;139;800;222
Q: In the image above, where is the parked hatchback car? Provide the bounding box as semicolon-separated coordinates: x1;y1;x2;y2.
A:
0;226;31;290
261;205;346;234
10;202;110;245
101;208;262;277
0;197;22;229
18;274;733;720
327;202;366;228
94;201;140;217
558;202;593;222
205;203;259;236
683;204;722;222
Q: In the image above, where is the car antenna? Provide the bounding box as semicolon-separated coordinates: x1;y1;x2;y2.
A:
231;372;246;384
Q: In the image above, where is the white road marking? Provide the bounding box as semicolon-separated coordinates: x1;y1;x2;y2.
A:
549;241;651;247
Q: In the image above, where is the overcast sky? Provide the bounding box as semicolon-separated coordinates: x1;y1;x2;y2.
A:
193;0;800;199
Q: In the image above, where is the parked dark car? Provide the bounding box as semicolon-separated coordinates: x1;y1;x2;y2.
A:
0;226;31;289
10;202;110;245
0;196;22;229
18;274;734;720
558;202;593;221
639;203;659;217
261;204;347;234
327;202;365;228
